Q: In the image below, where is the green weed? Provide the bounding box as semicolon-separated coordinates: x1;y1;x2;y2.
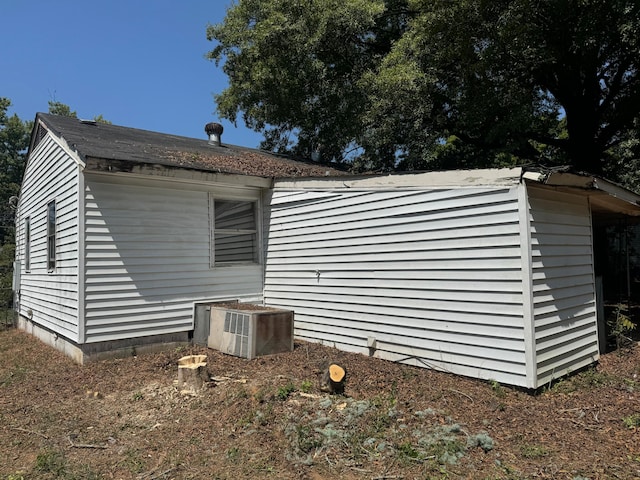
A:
300;379;313;393
34;449;66;476
131;391;144;402
397;441;422;461
608;303;636;351
490;380;506;398
276;382;296;400
121;448;146;474
623;413;640;429
227;447;240;460
520;443;549;458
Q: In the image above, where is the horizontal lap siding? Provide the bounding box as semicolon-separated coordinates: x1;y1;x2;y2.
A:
265;187;528;385
83;178;262;343
15;135;80;340
528;187;598;386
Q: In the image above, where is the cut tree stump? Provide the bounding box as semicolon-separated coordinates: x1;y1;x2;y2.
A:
176;355;209;394
319;361;347;394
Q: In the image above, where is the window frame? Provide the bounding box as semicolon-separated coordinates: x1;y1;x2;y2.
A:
46;200;56;271
209;195;260;267
24;217;31;272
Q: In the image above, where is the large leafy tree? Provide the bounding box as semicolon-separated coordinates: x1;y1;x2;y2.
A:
367;0;640;175
0;98;30;245
207;0;412;166
0;98;30;307
208;0;640;179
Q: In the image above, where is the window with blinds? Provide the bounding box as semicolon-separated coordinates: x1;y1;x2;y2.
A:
210;197;258;266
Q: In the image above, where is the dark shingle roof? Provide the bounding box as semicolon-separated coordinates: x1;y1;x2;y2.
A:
35;113;347;178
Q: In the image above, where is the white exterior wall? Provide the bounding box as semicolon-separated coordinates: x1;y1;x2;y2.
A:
15;134;81;341
265;186;530;386
83;174;263;343
527;185;599;386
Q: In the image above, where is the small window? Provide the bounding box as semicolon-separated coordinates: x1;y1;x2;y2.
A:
210;197;258;265
47;201;56;271
24;217;30;271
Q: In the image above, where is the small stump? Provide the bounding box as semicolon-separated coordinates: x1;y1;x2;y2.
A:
320;362;347;394
177;355;209;394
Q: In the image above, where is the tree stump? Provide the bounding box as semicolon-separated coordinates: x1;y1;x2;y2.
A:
319;362;347;394
177;355;209;394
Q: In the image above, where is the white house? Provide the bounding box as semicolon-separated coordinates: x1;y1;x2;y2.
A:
264;171;640;388
14;113;640;388
13;113;341;362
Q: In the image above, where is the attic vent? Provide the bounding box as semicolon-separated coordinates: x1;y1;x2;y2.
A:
33;123;47;149
205;122;224;146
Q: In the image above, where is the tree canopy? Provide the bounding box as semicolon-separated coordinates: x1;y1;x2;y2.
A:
208;0;640;180
0;98;30;246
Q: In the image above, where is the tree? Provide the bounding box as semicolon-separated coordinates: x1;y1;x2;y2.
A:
0;98;30;309
0;98;30;245
47;100;111;124
47;100;77;118
208;0;640;179
366;0;640;175
207;0;412;165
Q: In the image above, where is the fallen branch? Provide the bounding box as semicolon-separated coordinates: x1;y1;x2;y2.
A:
561;418;599;431
67;436;108;449
371;475;403;480
447;389;474;403
148;468;175;480
12;426;49;439
351;467;371;473
137;468;172;480
558;406;597;413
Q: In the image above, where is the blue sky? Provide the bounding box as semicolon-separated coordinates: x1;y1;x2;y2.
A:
0;0;263;148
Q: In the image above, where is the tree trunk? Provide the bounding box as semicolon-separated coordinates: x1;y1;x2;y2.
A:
177;355;209;393
319;362;347;394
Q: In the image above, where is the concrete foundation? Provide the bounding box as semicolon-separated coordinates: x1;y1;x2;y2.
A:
16;315;190;364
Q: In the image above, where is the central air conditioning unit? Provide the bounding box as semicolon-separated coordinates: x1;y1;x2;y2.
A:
207;303;294;359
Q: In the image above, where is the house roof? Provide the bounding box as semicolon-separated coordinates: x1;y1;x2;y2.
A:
32;113;347;178
30;114;640;219
275;167;640;219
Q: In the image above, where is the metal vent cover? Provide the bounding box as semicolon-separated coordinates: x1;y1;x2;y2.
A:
224;311;250;357
33;123;47;150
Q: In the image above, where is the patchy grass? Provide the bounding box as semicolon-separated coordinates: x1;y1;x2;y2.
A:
623;413;640;429
2;328;640;479
519;443;550;459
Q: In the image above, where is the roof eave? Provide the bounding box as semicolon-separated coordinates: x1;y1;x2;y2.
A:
525;171;640;217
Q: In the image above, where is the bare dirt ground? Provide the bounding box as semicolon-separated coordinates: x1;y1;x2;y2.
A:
1;327;640;480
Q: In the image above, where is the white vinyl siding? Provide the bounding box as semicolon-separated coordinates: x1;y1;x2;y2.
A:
265;186;529;386
528;185;598;386
83;175;262;343
14;134;80;340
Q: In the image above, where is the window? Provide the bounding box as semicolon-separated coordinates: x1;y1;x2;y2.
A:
47;201;56;271
210;197;258;265
24;217;30;271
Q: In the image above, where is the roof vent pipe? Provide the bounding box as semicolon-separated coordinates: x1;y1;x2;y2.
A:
205;122;224;146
